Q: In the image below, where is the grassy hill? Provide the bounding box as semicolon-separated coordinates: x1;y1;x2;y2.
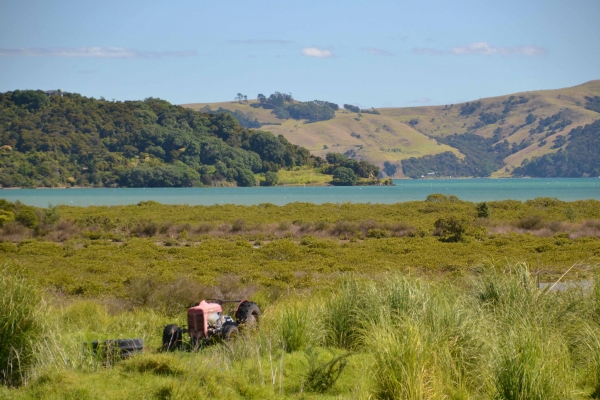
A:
183;103;462;178
183;80;600;177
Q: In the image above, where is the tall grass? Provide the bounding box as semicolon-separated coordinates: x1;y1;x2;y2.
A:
277;302;309;353
0;267;44;387
369;322;429;400
5;263;600;398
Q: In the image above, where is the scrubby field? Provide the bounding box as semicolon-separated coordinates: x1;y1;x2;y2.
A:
2;196;600;398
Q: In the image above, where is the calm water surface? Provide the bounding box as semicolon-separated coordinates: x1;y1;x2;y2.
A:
1;178;599;207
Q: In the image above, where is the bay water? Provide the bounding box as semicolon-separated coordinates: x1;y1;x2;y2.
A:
1;178;599;207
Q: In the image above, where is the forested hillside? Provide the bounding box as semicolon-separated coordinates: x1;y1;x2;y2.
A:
0;90;320;187
512;120;600;177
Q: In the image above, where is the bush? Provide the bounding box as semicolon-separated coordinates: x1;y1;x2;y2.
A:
434;215;471;242
261;171;279;187
14;208;38;229
516;215;544;230
0;268;44;386
331;167;357;186
476;202;491;218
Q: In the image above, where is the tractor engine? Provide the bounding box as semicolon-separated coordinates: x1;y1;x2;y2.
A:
187;300;224;340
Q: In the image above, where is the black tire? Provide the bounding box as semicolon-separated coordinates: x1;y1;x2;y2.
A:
221;323;239;341
111;338;143;358
88;338;143;362
162;324;182;351
235;301;261;327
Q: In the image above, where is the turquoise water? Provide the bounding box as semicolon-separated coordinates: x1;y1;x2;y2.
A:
1;178;599;207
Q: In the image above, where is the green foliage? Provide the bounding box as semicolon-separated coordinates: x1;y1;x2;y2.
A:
331;167;357;186
14;207;38;229
303;348;350;393
277;303;309;353
515;120;600;177
0;268;44;386
0;90;318;188
530;110;572;135
434;215;471;242
585;96;600;113
261;171;279;187
253;92;337;122
0;210;14;226
325;152;380;178
476;202;491;218
459;101;482;116
343;104;360;113
200;105;261;128
402;132;529;178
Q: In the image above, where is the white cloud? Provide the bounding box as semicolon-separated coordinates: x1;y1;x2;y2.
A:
302;47;334;58
412;42;547;57
361;47;394;56
0;47;197;59
451;42;547;56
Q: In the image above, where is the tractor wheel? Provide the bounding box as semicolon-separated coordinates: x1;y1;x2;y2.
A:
162;324;182;351
221;323;239;341
235;301;261;328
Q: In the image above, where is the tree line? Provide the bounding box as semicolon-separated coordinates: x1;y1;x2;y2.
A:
251;92;339;123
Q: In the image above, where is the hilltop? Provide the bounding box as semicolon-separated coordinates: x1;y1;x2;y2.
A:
183;80;600;178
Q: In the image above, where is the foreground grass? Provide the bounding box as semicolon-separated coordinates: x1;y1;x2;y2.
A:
3;265;600;399
2;197;600;397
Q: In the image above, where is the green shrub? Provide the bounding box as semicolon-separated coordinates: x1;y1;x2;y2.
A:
476;202;491;218
14;208;38;229
0;210;14;226
434;215;471;242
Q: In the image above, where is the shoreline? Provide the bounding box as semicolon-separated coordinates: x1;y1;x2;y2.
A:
1;176;598;190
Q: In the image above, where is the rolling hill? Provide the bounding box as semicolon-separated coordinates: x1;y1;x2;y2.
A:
183;80;600;178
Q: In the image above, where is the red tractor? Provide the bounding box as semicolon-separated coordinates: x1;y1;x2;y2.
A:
162;299;261;350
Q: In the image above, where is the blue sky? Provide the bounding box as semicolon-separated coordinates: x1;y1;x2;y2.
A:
0;0;598;107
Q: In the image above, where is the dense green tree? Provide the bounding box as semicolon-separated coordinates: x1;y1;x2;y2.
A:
343;104;360;113
249;131;286;165
476;202;490;218
332;167;358;186
235;168;256;187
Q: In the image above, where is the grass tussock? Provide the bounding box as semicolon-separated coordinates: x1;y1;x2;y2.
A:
0;267;44;387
